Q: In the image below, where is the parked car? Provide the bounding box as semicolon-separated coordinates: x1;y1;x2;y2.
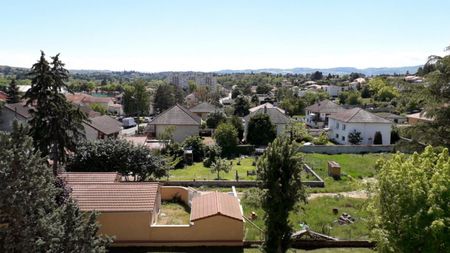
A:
122;117;137;129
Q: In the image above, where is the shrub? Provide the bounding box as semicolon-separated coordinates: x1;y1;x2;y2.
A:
247;113;276;146
182;136;206;162
214;122;238;157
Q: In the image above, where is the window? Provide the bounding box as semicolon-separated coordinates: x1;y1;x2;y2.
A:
343;124;346;130
336;134;339;138
336;122;339;129
342;136;345;141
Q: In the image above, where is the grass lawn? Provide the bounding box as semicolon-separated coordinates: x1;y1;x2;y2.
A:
242;192;370;241
111;247;374;253
169;157;257;181
156;201;190;225
303;153;391;193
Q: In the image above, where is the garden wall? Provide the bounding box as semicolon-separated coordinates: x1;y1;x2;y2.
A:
298;145;393;154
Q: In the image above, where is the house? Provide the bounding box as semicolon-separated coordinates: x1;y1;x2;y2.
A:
406;112;433;125
328;108;392;145
244;106;291;138
66;93;123;115
189;102;220;119
249;102;285;114
83;115;122;140
184;93;199;108
305;100;344;128
64;172;244;247
0;102;32;132
375;112;407;124
144;104;201;143
321;85;352;97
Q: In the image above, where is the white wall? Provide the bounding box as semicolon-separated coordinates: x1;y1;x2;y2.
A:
156;124;199;143
328;118;392;145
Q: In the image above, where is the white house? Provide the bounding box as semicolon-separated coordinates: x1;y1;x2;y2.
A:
321;85;352;97
328;108;392;145
305;100;344;128
144;104;201;143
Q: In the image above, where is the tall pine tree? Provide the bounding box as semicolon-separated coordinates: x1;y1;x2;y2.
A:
24;51;87;174
6;79;20;103
0;122;110;252
257;136;306;253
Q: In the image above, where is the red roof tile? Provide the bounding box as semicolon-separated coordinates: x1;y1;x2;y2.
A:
59;172;121;184
190;192;243;222
70;183;159;212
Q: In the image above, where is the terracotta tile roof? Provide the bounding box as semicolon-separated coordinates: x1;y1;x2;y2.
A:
70;182;159;212
147;104;201;126
0;91;7;101
59;172;121;184
329;108;391;123
66;93;113;105
84;115;122;135
305;99;344;114
190;192;243;222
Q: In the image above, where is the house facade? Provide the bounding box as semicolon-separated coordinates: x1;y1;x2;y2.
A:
328;108;392;145
305;100;344;128
145;104;201;143
0;102;32;132
83;115;122;140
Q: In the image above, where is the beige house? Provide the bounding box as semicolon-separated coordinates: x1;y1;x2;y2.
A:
144;104;201;143
63;172;244;247
305;100;344;128
189;102;220;119
83;115;122;140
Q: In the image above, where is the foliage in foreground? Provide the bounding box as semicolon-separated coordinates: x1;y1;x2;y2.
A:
368;146;449;253
67;138;167;180
0;124;110;252
257;136;306;253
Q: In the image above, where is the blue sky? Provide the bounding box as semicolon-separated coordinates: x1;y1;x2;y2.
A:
1;0;449;72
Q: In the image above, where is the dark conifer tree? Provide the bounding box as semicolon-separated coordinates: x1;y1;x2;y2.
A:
6;79;20;103
24;51;87;175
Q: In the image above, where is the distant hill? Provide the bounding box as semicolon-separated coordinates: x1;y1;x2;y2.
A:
1;64;421;77
215;66;422;75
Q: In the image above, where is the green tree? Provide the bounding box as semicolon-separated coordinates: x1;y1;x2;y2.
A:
206;111;226;129
89;103;107;115
247;113;276;146
0;123;110;252
228;115;244;141
154;83;184;113
24;51;87;175
375;85;399;101
67;138;167;180
348;129;363;145
368;146;450;253
182;135;206;162
210;158;232;180
256;83;271;94
123;80;150;116
373;131;383;144
214;122;238;157
233;95;250;117
361;85;371;98
6;79;20;103
257;136;306;253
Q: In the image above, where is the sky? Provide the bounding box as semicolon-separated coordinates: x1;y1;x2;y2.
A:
1;0;449;72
